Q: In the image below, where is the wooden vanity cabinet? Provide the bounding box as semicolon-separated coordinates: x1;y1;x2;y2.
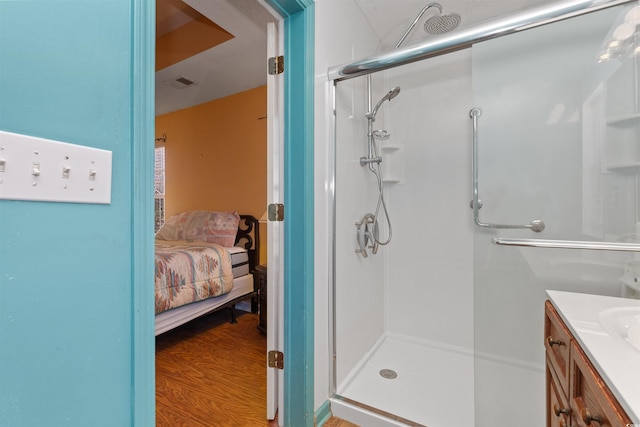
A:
546;301;573;427
569;341;631;427
545;301;572;395
547;357;571;427
545;301;632;427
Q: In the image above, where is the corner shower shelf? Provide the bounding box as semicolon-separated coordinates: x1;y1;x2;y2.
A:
381;145;403;184
604;113;640;173
606;162;640;173
603;57;640;173
606;113;640;126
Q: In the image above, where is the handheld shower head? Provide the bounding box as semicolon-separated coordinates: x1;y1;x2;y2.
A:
366;87;401;121
386;86;401;101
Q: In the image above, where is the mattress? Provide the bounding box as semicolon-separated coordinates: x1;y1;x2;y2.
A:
155;273;254;335
228;246;249;278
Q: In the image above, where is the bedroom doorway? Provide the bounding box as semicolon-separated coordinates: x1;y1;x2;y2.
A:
154;0;284;423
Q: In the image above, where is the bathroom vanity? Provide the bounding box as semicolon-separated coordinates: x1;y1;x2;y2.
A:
545;291;640;427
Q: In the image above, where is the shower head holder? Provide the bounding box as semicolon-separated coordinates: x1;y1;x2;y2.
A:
360;155;382;166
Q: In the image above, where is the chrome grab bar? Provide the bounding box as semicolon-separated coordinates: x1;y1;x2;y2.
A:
493;238;640;252
470;108;545;232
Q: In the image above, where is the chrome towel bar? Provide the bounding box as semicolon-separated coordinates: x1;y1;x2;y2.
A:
470;108;545;232
493;238;640;252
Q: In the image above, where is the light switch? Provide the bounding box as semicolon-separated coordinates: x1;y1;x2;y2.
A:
0;130;112;204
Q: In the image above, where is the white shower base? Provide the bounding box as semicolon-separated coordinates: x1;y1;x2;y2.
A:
332;333;546;427
474;354;545;427
334;334;475;427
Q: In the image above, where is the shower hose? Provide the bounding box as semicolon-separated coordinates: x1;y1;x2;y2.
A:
368;142;392;248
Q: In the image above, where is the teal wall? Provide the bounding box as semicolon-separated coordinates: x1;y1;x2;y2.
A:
0;1;154;426
0;0;312;425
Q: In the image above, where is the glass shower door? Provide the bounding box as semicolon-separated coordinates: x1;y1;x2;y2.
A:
471;4;640;426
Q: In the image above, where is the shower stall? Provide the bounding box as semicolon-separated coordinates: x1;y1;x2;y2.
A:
328;1;640;426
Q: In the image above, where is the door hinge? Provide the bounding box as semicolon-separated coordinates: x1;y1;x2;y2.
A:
268;350;284;369
268;56;284;75
267;203;284;222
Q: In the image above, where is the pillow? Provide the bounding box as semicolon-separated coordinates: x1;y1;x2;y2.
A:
155;211;193;241
185;211;240;247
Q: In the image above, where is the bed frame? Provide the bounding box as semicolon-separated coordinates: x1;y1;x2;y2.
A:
235;214;260;275
154;214;260;335
232;214;260;316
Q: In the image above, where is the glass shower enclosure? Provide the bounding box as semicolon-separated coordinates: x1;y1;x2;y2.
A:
331;2;640;426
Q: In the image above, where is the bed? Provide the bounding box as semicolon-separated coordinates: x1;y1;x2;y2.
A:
154;211;259;336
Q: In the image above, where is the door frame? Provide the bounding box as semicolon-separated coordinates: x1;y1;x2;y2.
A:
131;0;315;426
131;0;156;425
267;1;315;426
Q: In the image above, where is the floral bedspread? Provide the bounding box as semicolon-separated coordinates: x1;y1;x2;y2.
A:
155;240;233;314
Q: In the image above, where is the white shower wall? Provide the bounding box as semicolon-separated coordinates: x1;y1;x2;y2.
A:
383;50;475;350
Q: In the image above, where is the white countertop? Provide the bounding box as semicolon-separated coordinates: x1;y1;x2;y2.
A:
547;290;640;423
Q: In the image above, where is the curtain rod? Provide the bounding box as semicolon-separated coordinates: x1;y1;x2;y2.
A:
328;0;635;81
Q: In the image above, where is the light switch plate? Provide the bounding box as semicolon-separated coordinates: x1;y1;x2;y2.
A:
0;130;112;204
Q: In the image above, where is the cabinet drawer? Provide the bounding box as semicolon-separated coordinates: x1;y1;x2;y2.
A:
547;357;571;427
545;301;572;395
569;341;632;427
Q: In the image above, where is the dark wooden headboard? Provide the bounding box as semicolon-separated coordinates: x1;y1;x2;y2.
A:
235;214;260;273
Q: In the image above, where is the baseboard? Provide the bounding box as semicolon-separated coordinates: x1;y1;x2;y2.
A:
314;400;332;426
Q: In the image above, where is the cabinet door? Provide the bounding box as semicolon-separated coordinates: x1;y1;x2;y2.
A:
545;301;572;395
547;358;571;427
569;341;632;427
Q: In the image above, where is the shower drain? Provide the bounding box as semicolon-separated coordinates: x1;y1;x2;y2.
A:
379;369;398;379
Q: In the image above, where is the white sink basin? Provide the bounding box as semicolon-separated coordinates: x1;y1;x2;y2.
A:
598;307;640;353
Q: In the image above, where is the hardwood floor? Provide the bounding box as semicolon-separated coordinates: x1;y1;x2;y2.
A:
323;417;360;427
156;307;359;426
156;308;277;426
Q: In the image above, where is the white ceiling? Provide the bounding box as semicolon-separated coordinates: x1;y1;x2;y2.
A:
155;0;278;116
155;0;554;116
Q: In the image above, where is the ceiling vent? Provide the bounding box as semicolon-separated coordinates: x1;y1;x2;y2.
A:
164;76;196;89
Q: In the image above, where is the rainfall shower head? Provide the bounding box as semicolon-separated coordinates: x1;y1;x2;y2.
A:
424;10;461;34
395;2;461;48
366;87;401;121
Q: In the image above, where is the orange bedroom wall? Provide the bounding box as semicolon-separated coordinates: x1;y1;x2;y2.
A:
155;86;267;263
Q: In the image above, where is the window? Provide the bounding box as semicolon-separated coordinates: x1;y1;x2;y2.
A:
154;146;166;232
